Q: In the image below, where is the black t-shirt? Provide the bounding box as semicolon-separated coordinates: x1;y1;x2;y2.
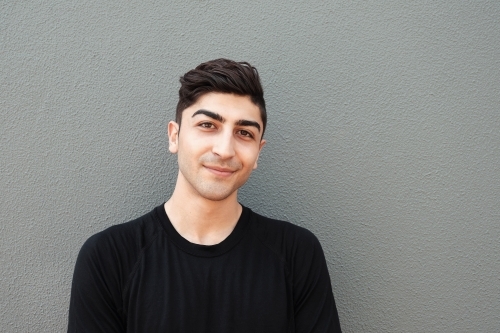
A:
68;204;342;332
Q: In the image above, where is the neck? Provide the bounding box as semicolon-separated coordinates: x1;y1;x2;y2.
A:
164;174;242;246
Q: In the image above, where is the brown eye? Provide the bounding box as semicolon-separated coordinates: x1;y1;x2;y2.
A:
200;122;215;129
238;130;253;138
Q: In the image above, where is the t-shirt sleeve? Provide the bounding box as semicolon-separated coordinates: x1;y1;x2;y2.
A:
67;234;126;333
292;230;342;333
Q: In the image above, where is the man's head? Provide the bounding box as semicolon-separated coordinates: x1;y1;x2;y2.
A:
176;58;267;137
168;59;267;202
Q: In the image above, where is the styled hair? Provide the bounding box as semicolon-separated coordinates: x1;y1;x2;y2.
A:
176;58;267;136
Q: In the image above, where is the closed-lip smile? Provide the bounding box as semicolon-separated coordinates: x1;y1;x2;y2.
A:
203;165;236;176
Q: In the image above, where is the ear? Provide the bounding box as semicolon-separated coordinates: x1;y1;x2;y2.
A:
168;121;179;154
253;139;266;169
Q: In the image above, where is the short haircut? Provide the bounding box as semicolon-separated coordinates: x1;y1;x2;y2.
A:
176;58;267;136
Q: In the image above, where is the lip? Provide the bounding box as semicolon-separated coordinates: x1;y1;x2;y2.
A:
203;165;236;177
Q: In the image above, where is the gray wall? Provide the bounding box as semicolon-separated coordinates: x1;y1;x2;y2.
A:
1;1;499;332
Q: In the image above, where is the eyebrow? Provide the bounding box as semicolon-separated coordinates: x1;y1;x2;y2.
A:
192;109;261;133
236;119;261;133
192;109;224;122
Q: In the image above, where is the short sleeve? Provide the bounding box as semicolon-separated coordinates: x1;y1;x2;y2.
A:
292;231;342;333
67;234;125;333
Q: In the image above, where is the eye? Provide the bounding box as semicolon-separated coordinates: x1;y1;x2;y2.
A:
199;122;216;129
237;129;254;139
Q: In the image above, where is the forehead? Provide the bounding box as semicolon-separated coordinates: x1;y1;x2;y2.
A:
182;93;262;123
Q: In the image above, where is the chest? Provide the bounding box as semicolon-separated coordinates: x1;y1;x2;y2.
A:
122;242;292;332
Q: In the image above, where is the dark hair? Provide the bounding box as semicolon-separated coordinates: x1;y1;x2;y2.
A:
176;58;267;136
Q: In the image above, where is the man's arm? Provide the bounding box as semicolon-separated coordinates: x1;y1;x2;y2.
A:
292;230;342;332
68;234;125;333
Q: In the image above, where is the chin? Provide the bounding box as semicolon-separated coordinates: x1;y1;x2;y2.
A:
195;183;239;202
199;191;235;202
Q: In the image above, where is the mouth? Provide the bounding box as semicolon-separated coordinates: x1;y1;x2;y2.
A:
203;165;236;177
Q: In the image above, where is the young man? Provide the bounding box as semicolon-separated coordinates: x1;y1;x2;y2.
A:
68;59;342;332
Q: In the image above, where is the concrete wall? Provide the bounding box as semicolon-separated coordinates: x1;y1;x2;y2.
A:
1;1;499;332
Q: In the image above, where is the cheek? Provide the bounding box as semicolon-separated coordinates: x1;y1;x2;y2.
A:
178;134;208;155
239;146;261;166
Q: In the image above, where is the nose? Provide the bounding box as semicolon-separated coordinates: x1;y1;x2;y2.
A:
212;131;235;159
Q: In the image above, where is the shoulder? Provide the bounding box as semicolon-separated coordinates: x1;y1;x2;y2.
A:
76;206;161;271
246;209;325;268
248;209;321;245
244;209;342;332
69;207;163;331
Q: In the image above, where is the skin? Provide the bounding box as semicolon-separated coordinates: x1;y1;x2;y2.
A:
165;92;266;245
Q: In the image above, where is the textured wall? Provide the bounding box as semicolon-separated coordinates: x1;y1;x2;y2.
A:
1;1;499;332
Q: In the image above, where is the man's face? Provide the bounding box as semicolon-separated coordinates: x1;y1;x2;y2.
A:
168;92;266;202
